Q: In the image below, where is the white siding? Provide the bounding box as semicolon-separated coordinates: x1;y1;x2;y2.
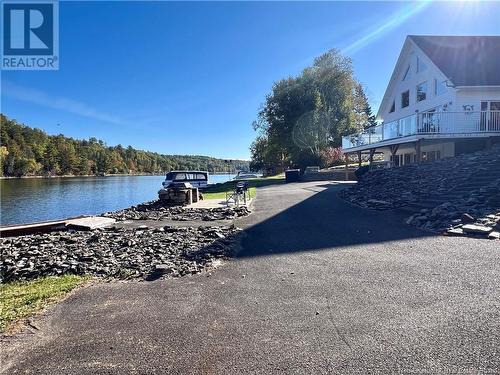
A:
455;87;500;112
380;40;456;123
351;35;500;160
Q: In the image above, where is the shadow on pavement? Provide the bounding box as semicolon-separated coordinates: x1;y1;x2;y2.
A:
236;182;433;258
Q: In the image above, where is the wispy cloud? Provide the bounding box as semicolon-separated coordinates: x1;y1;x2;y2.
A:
2;80;127;125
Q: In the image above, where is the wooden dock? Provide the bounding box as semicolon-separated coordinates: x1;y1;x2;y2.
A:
0;216;116;237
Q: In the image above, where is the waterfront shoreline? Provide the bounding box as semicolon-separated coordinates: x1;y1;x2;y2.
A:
0;172;237;180
0;174;240;226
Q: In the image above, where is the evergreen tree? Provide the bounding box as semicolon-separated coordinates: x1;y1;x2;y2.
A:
353;83;376;129
0;114;249;177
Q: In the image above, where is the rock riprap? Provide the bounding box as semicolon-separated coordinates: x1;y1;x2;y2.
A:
103;201;250;222
340;145;500;239
405;181;500;238
0;225;242;283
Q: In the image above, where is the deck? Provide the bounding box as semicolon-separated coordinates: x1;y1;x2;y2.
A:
342;110;500;152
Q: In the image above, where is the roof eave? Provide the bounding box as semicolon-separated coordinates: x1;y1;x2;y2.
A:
455;85;500;88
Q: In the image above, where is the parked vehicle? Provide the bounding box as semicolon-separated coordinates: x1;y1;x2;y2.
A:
304;166;320;174
161;171;209;189
233;171;261;180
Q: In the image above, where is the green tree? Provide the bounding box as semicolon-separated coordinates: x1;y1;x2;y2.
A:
58;143;78;175
13;157;41;176
95;150;111;174
0;146;9;176
43;141;60;175
0;114;250;177
352;83;376;130
251;49;359;171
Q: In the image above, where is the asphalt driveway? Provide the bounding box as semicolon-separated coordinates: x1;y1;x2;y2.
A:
2;181;500;374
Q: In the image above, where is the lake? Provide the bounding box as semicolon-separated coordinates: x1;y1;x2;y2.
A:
0;174;236;226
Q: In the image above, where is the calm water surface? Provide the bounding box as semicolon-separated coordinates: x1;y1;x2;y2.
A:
0;174;235;225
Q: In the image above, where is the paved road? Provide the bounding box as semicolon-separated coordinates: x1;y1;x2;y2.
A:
2;182;500;374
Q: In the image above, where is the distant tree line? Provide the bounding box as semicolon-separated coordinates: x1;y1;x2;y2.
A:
0;114;249;177
250;49;376;174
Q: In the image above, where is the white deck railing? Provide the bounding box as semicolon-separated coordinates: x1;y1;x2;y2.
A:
342;111;500;149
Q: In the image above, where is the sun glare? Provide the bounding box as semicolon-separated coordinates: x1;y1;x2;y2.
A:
342;0;433;55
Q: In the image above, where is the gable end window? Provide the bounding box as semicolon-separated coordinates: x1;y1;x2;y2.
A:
416;57;427;73
402;65;411;81
389;100;395;113
416;81;427;102
401;90;410;108
434;79;447;96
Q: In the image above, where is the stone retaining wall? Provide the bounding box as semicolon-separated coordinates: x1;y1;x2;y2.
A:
340;145;500;240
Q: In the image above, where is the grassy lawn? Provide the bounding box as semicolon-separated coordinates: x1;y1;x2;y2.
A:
203;186;257;200
0;275;88;334
203;174;285;200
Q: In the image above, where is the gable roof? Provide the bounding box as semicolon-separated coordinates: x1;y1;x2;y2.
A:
409;35;500;86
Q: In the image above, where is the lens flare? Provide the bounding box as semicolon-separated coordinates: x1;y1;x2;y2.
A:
342;0;433;55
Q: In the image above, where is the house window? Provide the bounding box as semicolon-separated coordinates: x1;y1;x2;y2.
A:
421;150;441;162
401;90;410;108
389;100;395;113
482;101;500;111
480;101;500;130
403;153;414;165
434;79;447;96
416;57;427;73
402;65;411;81
416;81;427;102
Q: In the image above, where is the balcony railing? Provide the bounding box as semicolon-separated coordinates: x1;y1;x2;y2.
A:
342;111;500;150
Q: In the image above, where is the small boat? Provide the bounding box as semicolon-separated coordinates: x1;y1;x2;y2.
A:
160;171;209;189
233;171;260;180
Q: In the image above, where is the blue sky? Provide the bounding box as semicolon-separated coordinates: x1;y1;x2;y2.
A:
2;1;499;159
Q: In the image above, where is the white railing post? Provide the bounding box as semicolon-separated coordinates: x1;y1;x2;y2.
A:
494;111;500;131
341;111;500;151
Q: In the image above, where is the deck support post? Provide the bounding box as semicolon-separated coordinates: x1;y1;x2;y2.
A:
357;151;362;167
344;153;351;181
485;137;492;150
415;140;421;163
369;148;376;164
389;144;400;165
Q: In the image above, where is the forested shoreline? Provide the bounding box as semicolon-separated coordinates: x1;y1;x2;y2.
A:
0;115;249;177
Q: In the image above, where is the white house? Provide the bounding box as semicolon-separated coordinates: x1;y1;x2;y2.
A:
342;35;500;165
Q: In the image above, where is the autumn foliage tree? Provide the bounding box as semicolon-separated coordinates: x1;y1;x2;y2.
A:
0;115;249;177
250;49;376;173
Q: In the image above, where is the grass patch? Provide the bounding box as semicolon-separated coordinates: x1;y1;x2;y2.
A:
203;186;256;200
203;174;285;200
0;275;88;334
